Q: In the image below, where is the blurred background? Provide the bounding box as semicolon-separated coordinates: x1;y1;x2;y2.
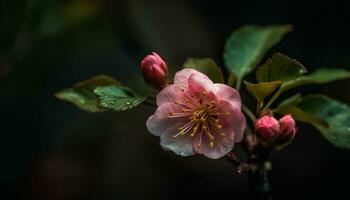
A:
1;0;350;199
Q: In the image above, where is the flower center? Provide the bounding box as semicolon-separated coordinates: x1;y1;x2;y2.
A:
168;99;229;148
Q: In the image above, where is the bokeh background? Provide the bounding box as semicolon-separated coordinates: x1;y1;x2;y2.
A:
1;0;350;199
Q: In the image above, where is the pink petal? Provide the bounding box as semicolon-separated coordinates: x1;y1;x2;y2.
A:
174;68;198;89
151;52;167;72
214;83;241;107
156;84;180;106
146;102;186;136
192;129;233;159
160;122;195;157
218;100;246;142
187;72;216;94
192;100;246;159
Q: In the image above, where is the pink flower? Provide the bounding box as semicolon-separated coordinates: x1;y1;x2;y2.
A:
146;69;246;159
255;115;280;142
278;114;296;142
140;52;168;89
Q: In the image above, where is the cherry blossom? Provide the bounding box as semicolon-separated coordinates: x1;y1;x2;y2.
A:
146;69;246;159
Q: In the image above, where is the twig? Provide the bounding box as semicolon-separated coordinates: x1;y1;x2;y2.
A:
226;152;258;174
142;101;157;108
235;77;242;90
227;73;236;87
149;94;156;99
262;88;282;112
242;105;256;123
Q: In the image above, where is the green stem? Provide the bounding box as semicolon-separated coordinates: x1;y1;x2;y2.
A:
142;101;157;107
149;94;156;99
143;96;157;107
235;77;242;91
227;73;236;87
261;88;282;112
256;101;263;115
242;105;256;123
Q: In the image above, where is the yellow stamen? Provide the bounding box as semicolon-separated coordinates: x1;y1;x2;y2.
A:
209;141;214;148
170;99;228;149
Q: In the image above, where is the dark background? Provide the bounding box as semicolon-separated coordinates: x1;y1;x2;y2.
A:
1;0;350;199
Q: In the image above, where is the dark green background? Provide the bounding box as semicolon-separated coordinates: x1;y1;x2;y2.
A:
1;0;350;199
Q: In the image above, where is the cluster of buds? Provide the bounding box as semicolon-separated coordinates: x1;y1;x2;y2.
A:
255;113;296;144
140;52;168;89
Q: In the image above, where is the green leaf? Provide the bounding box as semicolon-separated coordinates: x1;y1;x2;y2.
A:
55;75;146;112
244;81;282;102
276;104;328;128
183;58;224;83
256;53;307;82
281;68;350;92
94;86;147;111
300;95;350;148
223;25;292;80
276;94;350;148
55;75;121;112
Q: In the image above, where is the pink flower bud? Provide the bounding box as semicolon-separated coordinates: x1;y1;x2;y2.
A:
140;52;168;89
255;115;280;142
278;114;296;142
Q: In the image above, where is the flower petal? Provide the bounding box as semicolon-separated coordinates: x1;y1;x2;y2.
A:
146;103;186;136
192;129;233;159
218;100;246;142
188;72;216;94
160;122;195;157
214;83;241;107
156;84;180;106
174;68;198;89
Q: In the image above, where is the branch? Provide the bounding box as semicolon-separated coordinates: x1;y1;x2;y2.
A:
242;105;256;123
261;88;282;112
226;152;258;174
142;96;157;108
227;73;236;87
142;101;157;107
235;77;242;90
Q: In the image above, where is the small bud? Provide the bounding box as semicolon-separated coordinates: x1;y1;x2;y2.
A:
255;115;280;142
278;114;296;142
140;52;168;89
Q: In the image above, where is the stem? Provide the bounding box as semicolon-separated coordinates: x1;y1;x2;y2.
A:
142;101;157;107
227;73;236;87
256;101;263;115
261;88;282;112
226;152;258;174
246;143;273;200
227;149;273;199
143;96;157;107
242;105;256;122
235;77;242;91
227;143;273;199
247;163;273;200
